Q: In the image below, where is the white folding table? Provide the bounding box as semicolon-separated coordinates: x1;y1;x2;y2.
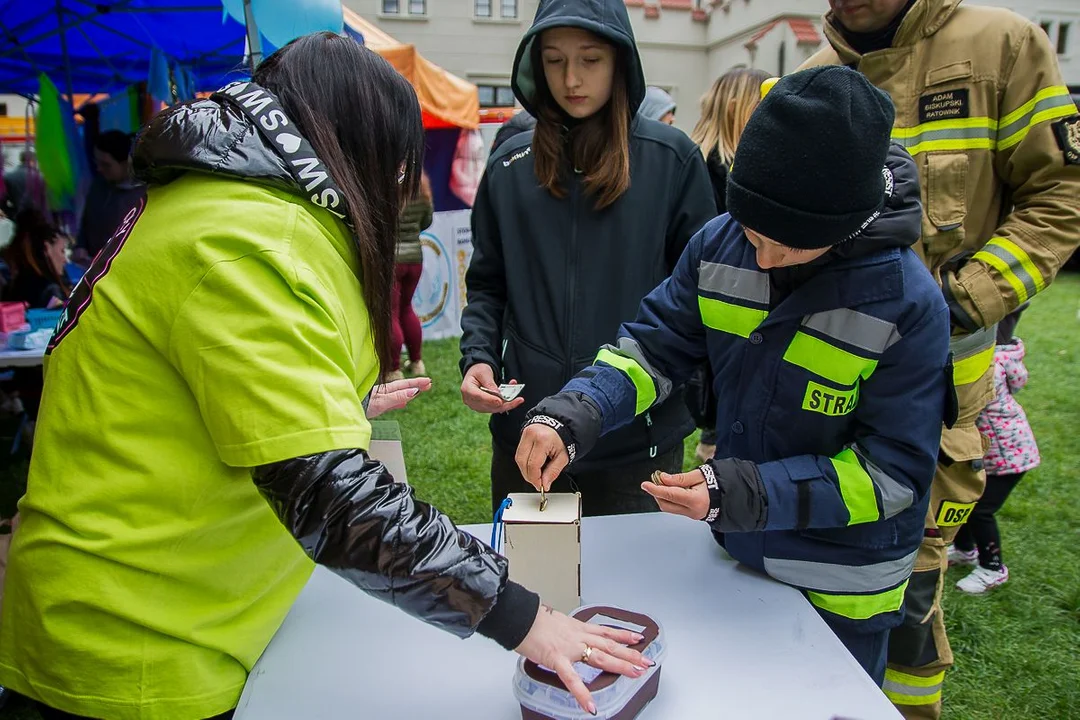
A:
236;512;902;720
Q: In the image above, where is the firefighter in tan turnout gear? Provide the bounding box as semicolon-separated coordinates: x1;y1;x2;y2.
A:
802;0;1080;717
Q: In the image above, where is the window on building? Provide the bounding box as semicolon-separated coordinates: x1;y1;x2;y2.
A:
1058;22;1071;55
501;0;518;18
409;0;425;14
478;85;515;107
382;0;399;13
475;0;492;18
1040;21;1053;37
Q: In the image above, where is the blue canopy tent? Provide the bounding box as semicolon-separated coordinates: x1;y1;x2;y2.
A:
0;1;478;212
0;0;345;223
0;0;345;98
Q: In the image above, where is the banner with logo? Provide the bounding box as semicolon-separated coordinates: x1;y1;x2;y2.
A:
414;210;473;341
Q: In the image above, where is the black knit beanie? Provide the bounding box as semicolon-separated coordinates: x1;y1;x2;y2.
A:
726;66;896;249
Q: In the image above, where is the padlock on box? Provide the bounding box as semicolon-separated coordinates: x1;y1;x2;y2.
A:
501;492;581;614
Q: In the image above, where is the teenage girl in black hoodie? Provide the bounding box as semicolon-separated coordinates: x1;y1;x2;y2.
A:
460;0;717;516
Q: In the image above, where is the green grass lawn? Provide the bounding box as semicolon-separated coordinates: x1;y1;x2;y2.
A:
1;276;1078;720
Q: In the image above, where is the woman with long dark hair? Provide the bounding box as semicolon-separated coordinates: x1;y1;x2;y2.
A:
4;209;71;309
0;34;646;720
460;0;717;517
1;210;72;423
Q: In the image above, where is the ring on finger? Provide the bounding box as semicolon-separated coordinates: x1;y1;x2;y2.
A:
581;645;593;664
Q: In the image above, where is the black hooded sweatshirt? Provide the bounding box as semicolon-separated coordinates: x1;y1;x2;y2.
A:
460;0;717;470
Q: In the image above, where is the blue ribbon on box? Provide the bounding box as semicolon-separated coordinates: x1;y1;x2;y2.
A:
491;497;513;552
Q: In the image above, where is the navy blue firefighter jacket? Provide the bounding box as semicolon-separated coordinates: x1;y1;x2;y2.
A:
529;145;951;633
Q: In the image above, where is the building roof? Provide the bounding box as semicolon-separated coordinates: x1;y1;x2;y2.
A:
745;17;823;48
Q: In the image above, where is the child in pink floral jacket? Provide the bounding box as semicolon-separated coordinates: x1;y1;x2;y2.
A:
949;308;1040;594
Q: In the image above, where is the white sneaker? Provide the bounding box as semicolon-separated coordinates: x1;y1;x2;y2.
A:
947;544;978;567
956;565;1009;595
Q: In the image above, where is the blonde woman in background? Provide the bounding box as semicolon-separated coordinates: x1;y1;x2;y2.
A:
687;67;769;463
691;67;770;215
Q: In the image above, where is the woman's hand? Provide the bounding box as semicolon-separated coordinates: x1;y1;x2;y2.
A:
641;470;709;520
515;604;652;715
367;377;432;418
516;423;569;492
460;364;524;414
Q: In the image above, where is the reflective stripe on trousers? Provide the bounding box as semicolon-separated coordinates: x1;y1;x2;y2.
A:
884;668;945;706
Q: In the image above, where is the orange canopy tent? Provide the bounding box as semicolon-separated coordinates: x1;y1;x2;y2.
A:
344;8;479;130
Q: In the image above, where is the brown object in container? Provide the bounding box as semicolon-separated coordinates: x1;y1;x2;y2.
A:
520;672;661;720
519;606;662;720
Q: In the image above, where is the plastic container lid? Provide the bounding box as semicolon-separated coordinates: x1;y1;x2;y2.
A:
513;605;666;720
25;308;63;332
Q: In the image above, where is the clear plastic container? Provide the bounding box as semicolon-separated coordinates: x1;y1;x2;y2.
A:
513;605;666;720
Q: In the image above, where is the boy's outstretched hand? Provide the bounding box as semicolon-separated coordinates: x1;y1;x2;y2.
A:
641;470;709;521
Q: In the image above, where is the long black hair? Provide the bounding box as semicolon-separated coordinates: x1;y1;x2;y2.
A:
253;33;424;377
6;209;70;297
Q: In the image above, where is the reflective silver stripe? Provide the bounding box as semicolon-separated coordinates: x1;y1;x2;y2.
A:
949;324;997;360
977;242;1041;301
698;262;769;305
997;93;1077;142
609;337;673;405
763;548;918;593
802;309;901;355
883;680;941;698
892;124;993;149
853;445;913;519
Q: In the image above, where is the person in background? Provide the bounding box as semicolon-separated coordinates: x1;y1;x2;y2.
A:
4;209;70;310
0;33;647;720
491;110;537;154
460;0;716;517
388;170;433;381
0;208;14;252
74;130;146;262
516;66;951;684
1;210;72;425
3;151;46;215
685;66;769;462
949;307;1038;594
638;86;676;125
690;68;770;217
804;0;1080;712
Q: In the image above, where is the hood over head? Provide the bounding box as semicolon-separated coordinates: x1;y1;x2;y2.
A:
133;81;349;228
638;86;676;122
511;0;647;118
